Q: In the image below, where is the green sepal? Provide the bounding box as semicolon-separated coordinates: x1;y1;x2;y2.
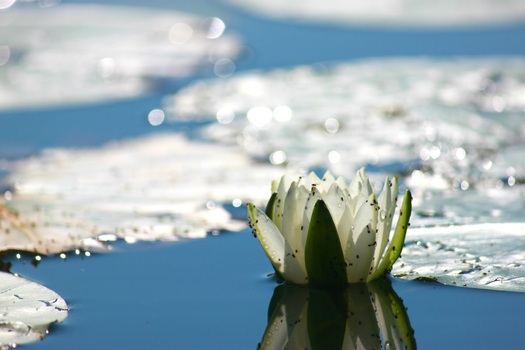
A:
307;288;347;350
304;199;348;286
265;192;278;222
369;190;412;281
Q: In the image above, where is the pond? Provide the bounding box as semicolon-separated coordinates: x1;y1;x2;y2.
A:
3;231;525;349
1;0;525;349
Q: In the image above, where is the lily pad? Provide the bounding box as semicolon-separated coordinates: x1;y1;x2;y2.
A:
0;4;242;110
394;222;525;292
224;0;525;28
167;56;525;191
2;134;288;254
0;271;68;348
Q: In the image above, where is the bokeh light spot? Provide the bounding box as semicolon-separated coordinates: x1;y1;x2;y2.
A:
216;108;235;124
214;58;235;78
455;148;466;160
273;106;292;122
420;148;430;161
324;118;340;133
247;106;272;128
203;17;225;39
492;95;506;112
0;0;16;9
430;146;441;159
148;109;165;126
328;151;340;164
270;151;286;165
97;57;116;79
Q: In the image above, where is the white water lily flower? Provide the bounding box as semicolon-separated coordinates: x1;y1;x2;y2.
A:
247;168;412;285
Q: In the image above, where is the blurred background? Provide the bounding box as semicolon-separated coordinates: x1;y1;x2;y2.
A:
2;0;525;240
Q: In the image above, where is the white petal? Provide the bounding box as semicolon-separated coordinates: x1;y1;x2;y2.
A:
336;176;349;192
301;186;322;249
354;176;373;216
282;182;307;274
349;181;361;218
283;242;309;284
274;175;293;232
320;170;336;196
370;176;391;273
304;172;322;191
344;193;378;283
348;167;373;217
324;182;352;249
348;167;366;199
324;183;345;226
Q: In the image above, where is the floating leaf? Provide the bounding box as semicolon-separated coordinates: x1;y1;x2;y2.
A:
394;223;525;292
0;4;242;110
0;271;68;348
223;0;525;28
2;134;289;254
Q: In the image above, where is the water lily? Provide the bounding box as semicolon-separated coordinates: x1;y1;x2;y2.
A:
247;168;412;285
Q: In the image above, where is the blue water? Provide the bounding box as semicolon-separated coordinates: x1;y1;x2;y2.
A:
4;230;524;350
2;1;525;349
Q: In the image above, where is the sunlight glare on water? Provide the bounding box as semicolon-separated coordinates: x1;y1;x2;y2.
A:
247;106;272;128
273;106;292;122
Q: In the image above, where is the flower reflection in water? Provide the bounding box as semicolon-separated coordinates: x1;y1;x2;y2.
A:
258;278;416;350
